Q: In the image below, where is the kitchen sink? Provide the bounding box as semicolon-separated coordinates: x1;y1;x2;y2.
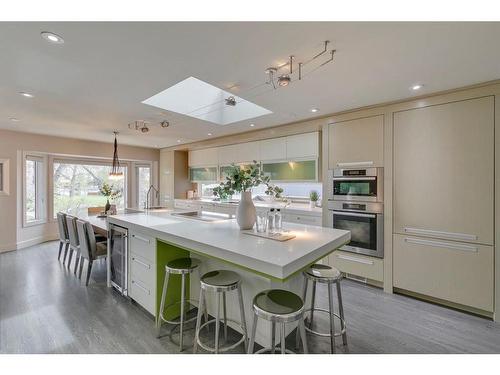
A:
171;210;233;222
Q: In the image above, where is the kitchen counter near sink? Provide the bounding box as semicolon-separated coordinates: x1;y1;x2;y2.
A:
107;210;349;346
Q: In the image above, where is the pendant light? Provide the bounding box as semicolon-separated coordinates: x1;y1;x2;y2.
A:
109;131;123;180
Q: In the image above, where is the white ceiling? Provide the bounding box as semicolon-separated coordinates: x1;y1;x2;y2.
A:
1;22;499;149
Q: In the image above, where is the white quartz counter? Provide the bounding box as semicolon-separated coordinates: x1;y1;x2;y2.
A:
108;211;349;280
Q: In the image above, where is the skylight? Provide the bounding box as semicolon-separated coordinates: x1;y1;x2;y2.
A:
142;77;272;125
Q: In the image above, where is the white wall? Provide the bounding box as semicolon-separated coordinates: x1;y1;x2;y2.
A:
0;129;160;252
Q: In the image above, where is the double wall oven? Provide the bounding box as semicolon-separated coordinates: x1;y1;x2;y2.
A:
327;168;384;258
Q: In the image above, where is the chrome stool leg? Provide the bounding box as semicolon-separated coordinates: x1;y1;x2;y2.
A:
237;285;248;352
223;291;228;343
296;277;308;349
280;323;286;354
157;271;170;338
270;322;276;354
215;291;221;354
298;319;308;354
179;273;186;351
328;283;336;354
193;288;204;354
336;279;348;345
248;314;258;354
309;280;316;329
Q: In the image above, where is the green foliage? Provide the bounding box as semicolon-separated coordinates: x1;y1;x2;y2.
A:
309;190;319;202
99;182;122;201
212;161;284;199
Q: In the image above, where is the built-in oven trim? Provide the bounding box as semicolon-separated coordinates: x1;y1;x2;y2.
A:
329;168;384;203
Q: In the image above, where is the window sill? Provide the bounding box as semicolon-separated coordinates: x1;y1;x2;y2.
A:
23;219;48;228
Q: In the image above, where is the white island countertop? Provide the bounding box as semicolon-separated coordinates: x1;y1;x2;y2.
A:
108;211;349;281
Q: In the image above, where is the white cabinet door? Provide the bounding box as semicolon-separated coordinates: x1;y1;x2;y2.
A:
286;132;319;159
259;137;286;161
188;147;218;167
218;141;260;165
393;97;494;245
329;115;384;168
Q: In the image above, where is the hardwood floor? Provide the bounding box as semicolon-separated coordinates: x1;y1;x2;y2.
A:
1;241;499;354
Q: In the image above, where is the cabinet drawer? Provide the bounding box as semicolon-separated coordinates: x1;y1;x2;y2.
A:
129;277;155;315
130;253;155;288
330;251;383;282
393;234;494;312
283;214;322;227
129;231;155;263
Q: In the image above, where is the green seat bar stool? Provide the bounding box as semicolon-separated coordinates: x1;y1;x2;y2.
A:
248;289;308;354
156;257;206;352
193;270;248;354
295;264;347;354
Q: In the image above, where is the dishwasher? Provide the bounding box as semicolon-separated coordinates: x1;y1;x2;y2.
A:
108;223;128;296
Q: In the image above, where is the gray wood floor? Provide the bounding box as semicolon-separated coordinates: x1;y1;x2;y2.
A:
1;241;499;354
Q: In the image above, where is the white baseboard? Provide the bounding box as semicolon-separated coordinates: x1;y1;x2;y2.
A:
16;235;58;250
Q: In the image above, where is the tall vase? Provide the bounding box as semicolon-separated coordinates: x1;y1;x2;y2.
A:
105;199;111;213
237;191;256;230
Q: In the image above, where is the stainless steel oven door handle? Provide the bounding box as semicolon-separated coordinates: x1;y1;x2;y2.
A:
333;176;376;181
336;161;374;167
333;211;376;218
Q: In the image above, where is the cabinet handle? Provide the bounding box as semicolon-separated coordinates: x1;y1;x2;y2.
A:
403;227;477;242
337;161;374;167
132;280;150;295
132;234;151;244
132;257;151;269
404;237;478;253
337;254;374;265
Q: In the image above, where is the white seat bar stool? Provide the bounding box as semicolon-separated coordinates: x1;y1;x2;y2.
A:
193;270;248;354
76;219;107;286
248;289;308;354
296;264;347;354
65;215;80;274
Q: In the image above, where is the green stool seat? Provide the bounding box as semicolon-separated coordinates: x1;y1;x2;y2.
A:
253;289;304;316
201;270;240;290
305;264;341;283
166;257;201;273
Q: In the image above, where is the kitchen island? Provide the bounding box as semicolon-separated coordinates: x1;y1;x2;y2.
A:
107;210;350;347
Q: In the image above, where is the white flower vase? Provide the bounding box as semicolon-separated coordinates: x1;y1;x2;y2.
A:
237;191;256;230
309;201;316;209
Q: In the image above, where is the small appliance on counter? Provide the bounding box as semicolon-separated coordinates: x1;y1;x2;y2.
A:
327;167;384;258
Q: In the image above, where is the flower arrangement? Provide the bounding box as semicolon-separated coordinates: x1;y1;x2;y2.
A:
212;161;284;199
99;182;122;200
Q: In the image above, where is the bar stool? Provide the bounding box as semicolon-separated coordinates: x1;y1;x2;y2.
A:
248;289;308;354
296;264;347;354
193;270;248;354
157;257;205;351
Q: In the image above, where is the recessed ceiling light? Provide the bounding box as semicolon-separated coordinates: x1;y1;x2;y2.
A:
10;117;20;122
41;31;64;44
19;92;34;98
310;108;319;113
177;139;181;143
250;123;255;127
411;84;423;91
207;133;212;136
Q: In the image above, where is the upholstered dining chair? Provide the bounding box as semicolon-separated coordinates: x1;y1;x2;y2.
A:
76;219;107;286
65;214;81;275
56;212;70;262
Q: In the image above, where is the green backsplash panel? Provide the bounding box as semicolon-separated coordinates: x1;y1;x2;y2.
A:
219;164;251;180
156;240;191;322
262;160;316;181
189;167;217;182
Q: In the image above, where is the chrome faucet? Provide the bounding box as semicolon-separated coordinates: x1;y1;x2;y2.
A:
145;185;159;209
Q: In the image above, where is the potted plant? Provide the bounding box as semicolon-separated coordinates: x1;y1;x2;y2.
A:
309;190;319;209
213;161;281;230
99;182;122;213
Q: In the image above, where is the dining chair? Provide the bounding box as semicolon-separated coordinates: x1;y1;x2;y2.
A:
76;219;107;286
56;212;70;262
87;206;105;216
65;214;81;275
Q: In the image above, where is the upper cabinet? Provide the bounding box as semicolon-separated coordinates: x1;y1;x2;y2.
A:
218;141;260;165
328;115;384;168
393;97;494;245
188;147;218;167
286;132;319;159
260;132;319;162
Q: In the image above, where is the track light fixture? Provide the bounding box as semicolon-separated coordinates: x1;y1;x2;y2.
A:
129;120;170;133
225;96;237;106
265;41;335;89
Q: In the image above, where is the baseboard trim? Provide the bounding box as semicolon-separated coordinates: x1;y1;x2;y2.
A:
15;235;58;250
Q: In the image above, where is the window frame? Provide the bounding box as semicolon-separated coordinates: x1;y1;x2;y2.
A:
23;152;47;227
50;156;129;219
134;162;153;209
0;158;9;196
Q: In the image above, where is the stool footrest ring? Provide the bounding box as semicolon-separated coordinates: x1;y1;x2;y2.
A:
255;347;296;354
195;318;247;353
159;298;199;325
303;307;347;338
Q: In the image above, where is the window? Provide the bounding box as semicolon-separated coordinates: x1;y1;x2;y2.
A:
24;155;46;224
53;160;127;217
0;158;9;195
136;164;151;208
